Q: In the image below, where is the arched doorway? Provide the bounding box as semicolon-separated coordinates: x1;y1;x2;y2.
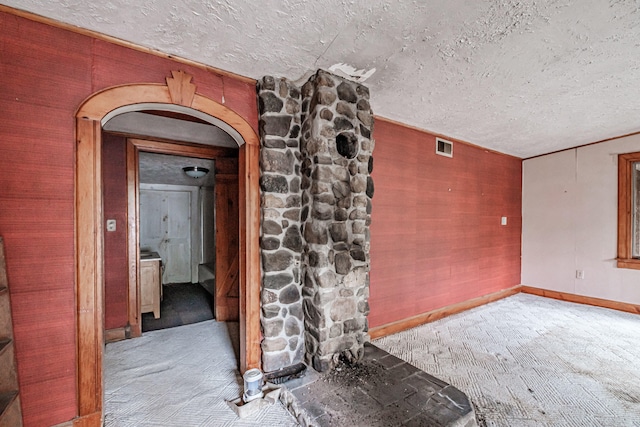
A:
74;71;261;424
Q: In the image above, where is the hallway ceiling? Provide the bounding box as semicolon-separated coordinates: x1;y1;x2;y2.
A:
139;152;216;187
6;0;640;158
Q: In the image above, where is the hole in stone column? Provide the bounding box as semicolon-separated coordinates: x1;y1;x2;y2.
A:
336;132;358;159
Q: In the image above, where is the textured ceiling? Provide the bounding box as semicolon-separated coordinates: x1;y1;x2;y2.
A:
139;152;216;187
6;0;640;158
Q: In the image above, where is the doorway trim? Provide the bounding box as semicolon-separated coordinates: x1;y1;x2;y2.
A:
74;71;261;423
125;138;239;337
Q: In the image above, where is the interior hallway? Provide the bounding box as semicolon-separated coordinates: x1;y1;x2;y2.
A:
376;294;640;426
141;283;214;332
104;320;298;426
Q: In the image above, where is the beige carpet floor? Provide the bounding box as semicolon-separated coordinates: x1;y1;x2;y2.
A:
105;293;640;426
104;320;299;427
376;293;640;427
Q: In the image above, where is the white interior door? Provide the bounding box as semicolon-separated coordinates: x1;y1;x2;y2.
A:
140;188;192;284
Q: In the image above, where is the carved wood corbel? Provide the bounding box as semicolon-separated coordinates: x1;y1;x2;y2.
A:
166;70;197;107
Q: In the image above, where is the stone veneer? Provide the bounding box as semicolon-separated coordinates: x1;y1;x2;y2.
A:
258;70;374;373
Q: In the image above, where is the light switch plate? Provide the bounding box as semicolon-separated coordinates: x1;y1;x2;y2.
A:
106;219;117;232
501;216;507;226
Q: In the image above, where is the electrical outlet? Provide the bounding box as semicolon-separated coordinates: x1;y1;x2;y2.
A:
106;219;117;232
501;216;507;226
576;270;584;279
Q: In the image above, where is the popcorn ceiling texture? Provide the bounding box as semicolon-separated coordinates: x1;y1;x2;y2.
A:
7;0;640;157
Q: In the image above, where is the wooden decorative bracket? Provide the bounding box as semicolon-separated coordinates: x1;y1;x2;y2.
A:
166;70;197;107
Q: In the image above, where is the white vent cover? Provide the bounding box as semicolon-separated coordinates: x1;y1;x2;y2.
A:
436;138;453;157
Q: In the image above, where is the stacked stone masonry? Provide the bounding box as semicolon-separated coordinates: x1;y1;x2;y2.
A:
258;70;375;374
258;76;305;372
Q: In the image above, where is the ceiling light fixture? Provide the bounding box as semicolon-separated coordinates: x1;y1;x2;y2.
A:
182;166;209;178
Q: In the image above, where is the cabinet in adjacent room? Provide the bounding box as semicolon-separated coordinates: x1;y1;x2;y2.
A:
140;252;162;319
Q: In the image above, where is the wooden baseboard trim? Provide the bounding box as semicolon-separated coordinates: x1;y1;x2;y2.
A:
105;326;129;343
72;412;101;427
369;285;522;339
521;286;640;315
130;323;142;338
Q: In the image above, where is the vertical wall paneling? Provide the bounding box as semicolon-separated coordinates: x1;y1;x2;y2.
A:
0;10;92;426
368;119;522;329
91;40;259;135
1;9;260;425
102;134;129;330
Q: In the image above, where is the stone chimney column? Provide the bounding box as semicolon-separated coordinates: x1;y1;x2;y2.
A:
258;70;374;374
300;70;374;372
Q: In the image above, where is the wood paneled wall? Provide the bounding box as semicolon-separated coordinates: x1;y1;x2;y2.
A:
91;40;258;135
2;6;523;425
0;10;258;426
369;119;522;329
102;134;129;330
0;12;92;426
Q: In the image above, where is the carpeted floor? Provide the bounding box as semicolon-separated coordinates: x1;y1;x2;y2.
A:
375;293;640;427
142;282;214;332
104;320;299;427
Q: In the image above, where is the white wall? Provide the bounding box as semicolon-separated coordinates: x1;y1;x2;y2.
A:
522;134;640;305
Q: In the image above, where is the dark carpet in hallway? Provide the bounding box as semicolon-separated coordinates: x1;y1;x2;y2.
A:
142;283;213;332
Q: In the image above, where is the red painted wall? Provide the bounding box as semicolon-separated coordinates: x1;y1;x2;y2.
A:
1;8;522;426
103;134;129;330
369;119;522;328
0;13;91;426
0;11;258;426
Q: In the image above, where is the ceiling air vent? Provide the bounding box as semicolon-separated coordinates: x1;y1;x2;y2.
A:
436;138;453;158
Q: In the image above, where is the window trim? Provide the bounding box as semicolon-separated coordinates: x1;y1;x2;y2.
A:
617;152;640;269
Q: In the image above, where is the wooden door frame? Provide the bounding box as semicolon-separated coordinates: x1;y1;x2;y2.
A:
125;138;238;336
74;72;261;424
